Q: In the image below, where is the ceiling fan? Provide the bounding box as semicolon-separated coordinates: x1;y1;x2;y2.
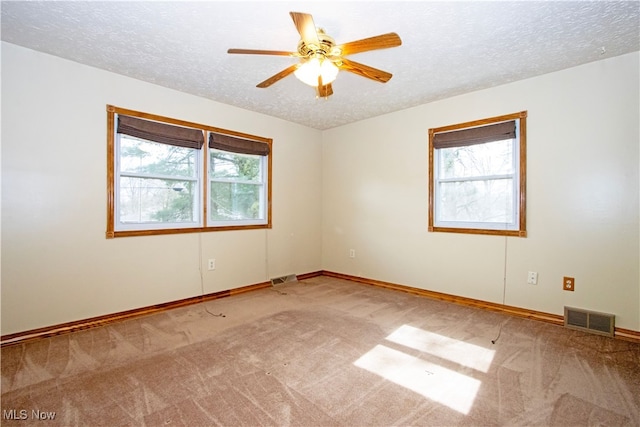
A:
227;12;402;98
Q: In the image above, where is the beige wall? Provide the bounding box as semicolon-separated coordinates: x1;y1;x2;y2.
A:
2;42;639;335
0;42;323;335
322;52;640;330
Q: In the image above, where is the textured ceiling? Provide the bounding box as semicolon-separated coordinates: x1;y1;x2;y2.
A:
2;1;639;130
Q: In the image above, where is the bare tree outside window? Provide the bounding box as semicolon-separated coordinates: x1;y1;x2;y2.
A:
118;136;198;224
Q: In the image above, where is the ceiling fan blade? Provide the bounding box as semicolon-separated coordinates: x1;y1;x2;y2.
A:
339;58;393;83
290;12;320;46
336;32;402;56
228;48;297;56
256;64;298;88
316;82;333;98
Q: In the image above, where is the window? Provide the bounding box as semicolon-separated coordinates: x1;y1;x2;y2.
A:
107;106;271;238
208;133;269;227
429;111;527;237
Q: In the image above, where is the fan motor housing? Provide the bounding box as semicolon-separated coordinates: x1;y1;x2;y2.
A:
297;28;337;57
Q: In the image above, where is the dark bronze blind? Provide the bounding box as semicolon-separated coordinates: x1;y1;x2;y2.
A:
209;133;270;156
117;115;204;149
433;121;516;149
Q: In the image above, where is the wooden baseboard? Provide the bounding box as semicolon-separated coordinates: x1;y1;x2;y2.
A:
2;269;637;346
614;327;640;342
0;271;331;347
321;270;640;343
0;281;271;347
296;271;324;281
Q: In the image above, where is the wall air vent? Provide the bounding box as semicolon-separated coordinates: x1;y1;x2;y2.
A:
270;274;298;286
564;306;615;337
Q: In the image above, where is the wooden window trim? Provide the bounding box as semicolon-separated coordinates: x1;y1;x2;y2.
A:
106;105;272;238
428;111;527;237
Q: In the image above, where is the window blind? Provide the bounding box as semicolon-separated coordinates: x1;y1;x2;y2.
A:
117;115;204;149
209;133;270;156
433;120;516;149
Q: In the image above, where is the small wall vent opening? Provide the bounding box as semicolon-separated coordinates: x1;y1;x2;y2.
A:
270;274;298;286
564;306;615;337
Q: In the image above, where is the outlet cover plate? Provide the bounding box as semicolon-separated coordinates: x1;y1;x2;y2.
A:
563;276;575;291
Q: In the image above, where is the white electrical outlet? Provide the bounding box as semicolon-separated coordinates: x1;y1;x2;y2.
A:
208;259;216;270
349;249;356;258
527;271;538;285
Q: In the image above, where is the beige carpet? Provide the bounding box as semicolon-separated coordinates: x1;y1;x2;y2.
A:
2;276;639;426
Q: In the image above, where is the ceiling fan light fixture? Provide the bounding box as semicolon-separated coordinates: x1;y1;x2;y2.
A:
227;12;402;96
294;56;339;87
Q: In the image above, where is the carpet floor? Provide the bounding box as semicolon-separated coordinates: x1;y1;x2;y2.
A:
2;276;639;426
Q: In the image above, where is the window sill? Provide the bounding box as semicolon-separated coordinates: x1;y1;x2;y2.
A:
428;226;527;237
106;223;271;239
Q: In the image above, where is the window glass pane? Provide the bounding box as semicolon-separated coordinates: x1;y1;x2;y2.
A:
120;136;197;177
438;179;514;223
119;177;197;223
439;139;513;179
210;150;261;182
210;182;262;221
